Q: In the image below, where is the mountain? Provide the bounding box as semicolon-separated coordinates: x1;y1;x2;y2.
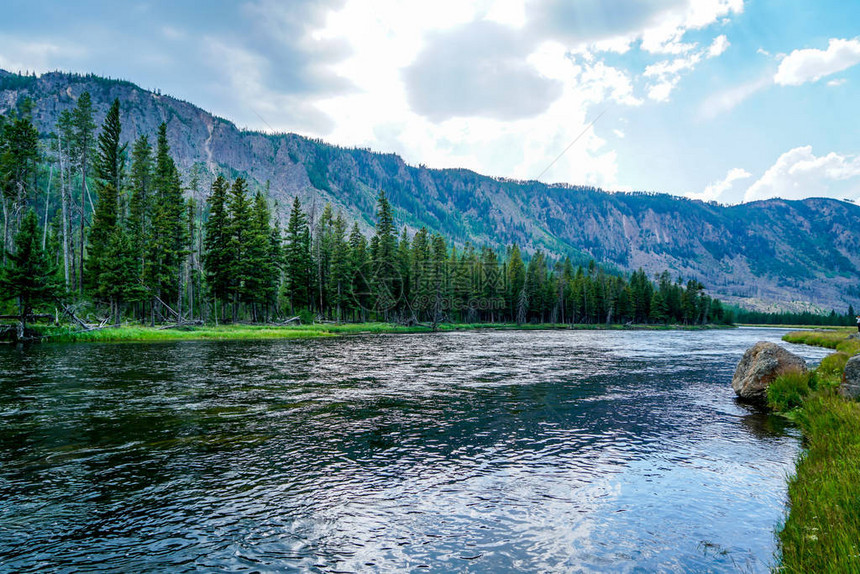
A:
2;70;858;312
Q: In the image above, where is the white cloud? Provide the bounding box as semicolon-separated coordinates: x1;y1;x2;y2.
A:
687;167;751;202
643;35;729;102
698;76;771;119
827;78;847;87
774;37;860;86
708;34;730;57
640;1;741;54
574;57;643;107
0;35;84;74
744;146;860;202
403;22;562;121
204;38;335;132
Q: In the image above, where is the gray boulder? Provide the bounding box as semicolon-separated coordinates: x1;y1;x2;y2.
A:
732;341;808;402
840;355;860;399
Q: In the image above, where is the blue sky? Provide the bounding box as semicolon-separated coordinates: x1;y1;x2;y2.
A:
2;0;859;204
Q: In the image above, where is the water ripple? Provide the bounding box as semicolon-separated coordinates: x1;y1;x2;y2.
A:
0;328;829;572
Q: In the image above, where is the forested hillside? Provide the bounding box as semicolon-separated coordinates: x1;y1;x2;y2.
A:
0;91;730;333
1;69;858;312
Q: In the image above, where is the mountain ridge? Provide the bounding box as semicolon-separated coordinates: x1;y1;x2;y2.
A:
1;69;857;311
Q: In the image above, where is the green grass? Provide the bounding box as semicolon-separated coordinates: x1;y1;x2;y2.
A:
777;392;860;573
773;329;860;572
23;320;731;344
783;329;860;356
45;324;340;343
767;370;814;413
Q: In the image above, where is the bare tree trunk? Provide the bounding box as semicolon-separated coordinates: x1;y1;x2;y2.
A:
59;134;70;287
1;197;8;267
188;262;193;322
42;165;54;250
79;167;86;293
177;269;183;325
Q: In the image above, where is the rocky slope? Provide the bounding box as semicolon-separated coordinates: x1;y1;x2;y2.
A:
2;70;858;311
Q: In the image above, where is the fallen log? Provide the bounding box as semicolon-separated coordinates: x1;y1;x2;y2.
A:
157;320;204;330
58;302;91;330
153;295;181;320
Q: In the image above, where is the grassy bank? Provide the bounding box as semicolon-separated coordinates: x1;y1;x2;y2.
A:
773;329;860;572
782;328;860;355
23;321;731;343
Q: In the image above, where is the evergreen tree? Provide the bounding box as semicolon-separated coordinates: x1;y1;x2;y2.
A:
372;190;399;318
507;245;526;324
0;210;59;331
410;227;431;318
0;110;39;262
327;212;350;322
283;196;312;313
348;221;369;321
203;175;231;321
128;135;153;283
245;189;278;321
650;291;669;324
88;99;127;313
145;123;187;317
481;247;502;322
430;233;447;328
225;178;251;321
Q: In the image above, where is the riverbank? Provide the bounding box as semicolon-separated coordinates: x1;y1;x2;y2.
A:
775;329;860;572
22;321;732;344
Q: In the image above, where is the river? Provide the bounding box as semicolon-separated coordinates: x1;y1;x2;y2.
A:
0;327;830;572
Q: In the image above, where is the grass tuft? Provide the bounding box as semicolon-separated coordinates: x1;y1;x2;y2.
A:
767;370;813;413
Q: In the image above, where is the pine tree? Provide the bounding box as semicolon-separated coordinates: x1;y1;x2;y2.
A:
397;226;411;317
348;221;369;321
88;99;126;312
145;123;187;319
410;227;430;318
223;177;252;321
128;135;153;283
203;175;230;322
0;110;39;263
98;227;136;324
245;190;278;321
430;233;447;329
650;291;669;324
327;212;350;322
314;203;334;314
0;209;59;332
372;190;399;318
507;245;526;324
283;196;312;313
481;247;502;322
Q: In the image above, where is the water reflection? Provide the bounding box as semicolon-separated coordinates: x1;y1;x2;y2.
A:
0;328;829;572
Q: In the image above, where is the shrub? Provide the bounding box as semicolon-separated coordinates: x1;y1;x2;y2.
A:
768;370;813;413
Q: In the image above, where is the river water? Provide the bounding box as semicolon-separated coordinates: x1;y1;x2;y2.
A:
0;328;830;572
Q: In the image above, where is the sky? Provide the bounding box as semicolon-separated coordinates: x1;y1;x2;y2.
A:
2;0;859;204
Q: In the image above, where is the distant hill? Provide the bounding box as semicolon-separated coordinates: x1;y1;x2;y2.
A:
2;69;858;311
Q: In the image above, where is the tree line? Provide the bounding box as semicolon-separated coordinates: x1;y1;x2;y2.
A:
0;95;731;331
731;306;857;327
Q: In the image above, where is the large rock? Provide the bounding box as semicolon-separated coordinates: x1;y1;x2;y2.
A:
840;356;860;399
732;342;808;402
